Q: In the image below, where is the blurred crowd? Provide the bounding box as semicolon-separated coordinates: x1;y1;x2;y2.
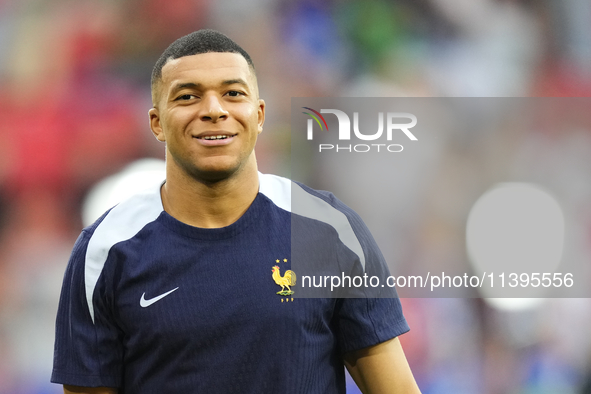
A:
0;0;590;393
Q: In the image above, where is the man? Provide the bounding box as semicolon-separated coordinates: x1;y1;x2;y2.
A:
52;29;420;393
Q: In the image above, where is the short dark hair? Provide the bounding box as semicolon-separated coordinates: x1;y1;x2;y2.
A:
151;29;255;89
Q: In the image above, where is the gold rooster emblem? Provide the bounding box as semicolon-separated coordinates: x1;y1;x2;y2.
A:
272;265;296;296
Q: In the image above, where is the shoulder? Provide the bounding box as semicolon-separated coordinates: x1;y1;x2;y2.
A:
258;172;370;267
84;182;164;243
83;182;164;267
70;183;165;323
69;182;163;262
258;172;357;218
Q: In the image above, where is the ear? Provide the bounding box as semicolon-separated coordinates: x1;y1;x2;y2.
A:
257;99;265;135
149;107;166;142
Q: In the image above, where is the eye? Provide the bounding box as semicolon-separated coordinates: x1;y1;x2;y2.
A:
226;91;244;97
176;94;197;101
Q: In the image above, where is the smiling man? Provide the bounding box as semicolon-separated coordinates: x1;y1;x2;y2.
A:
51;30;420;394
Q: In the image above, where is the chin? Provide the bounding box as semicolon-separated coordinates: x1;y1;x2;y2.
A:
194;169;236;183
172;153;253;184
188;162;246;184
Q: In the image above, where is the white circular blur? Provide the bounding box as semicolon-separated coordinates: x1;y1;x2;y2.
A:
466;183;565;311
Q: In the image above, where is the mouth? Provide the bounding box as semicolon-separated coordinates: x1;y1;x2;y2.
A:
196;134;237;140
194;133;237;146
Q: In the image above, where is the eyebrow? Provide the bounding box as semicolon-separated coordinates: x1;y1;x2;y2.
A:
171;82;200;93
171;79;249;93
221;79;248;87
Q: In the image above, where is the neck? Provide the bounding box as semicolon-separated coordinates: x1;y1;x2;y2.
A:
161;159;260;228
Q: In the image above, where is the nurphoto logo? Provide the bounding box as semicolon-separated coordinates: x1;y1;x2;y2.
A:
302;107;418;153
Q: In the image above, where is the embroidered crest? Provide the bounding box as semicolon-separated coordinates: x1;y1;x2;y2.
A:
272;262;296;302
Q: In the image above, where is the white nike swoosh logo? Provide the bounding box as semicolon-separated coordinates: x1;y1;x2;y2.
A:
140;287;179;308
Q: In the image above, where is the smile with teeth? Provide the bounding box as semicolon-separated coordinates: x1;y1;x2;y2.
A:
197;135;236;140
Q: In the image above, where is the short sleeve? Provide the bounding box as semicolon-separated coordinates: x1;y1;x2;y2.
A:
332;226;410;354
335;297;409;354
332;199;410;354
51;230;123;387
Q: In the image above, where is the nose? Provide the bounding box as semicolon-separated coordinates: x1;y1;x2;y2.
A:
200;94;229;122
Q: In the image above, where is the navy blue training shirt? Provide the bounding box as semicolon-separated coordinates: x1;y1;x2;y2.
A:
52;172;409;393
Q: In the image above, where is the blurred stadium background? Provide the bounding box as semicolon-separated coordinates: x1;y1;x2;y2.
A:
1;0;591;393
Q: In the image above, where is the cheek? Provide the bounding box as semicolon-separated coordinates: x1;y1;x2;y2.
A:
243;107;260;128
163;109;193;131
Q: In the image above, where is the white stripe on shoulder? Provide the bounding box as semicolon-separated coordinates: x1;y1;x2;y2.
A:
258;172;291;212
258;172;365;270
85;183;164;323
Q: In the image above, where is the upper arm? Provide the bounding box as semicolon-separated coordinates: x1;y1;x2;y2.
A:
63;385;118;394
52;230;123;387
344;337;421;394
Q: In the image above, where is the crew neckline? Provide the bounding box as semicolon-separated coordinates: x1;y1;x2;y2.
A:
158;192;262;240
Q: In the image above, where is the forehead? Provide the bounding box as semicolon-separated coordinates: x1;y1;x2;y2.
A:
160;52;254;87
